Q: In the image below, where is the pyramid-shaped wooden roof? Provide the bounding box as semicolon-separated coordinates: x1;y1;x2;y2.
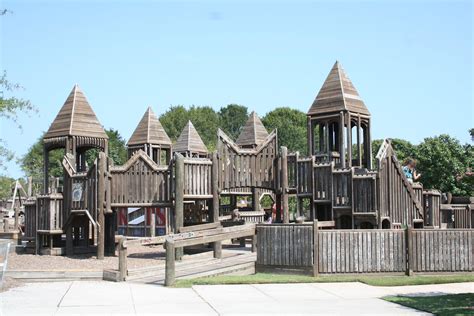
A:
307;61;370;116
127;107;172;146
236;111;269;147
174;121;208;154
44;84;108;139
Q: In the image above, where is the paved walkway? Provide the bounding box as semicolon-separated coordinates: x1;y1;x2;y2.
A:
1;281;472;315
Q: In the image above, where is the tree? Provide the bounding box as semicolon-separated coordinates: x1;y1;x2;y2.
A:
160;105;220;151
372;138;418;163
262;107;307;154
0;71;36;169
159;105;189;141
218;104;248;140
85;129;128;166
415;135;473;196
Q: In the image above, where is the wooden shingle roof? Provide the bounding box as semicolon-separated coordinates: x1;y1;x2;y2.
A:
44;84;108;139
174;121;208;154
127;107;172;146
307;61;370;116
236;111;269;147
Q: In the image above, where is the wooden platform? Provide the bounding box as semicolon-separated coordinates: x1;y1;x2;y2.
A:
127;249;256;284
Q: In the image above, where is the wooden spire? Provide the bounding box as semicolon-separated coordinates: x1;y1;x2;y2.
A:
174;120;208;155
44;84;108;139
236;111;269;147
127;107;172;146
307;61;370;116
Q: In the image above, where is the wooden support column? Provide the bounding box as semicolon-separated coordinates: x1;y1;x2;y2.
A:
174;153;184;259
406;226;413;276
339;112;346;168
312;220;319;277
325;122;330;160
118;237;127;281
346;113;352;167
211;152;222;259
281;147;289;223
150;213;156;237
357;115;362;167
366;122;373;169
66;227;73;255
307;117;313;156
97;152;106;260
43;148;49;194
165;240;176;286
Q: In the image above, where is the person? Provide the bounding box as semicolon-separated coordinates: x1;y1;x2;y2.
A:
402;158;421;183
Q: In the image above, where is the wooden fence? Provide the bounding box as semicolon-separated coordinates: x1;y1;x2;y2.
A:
256;223;473;275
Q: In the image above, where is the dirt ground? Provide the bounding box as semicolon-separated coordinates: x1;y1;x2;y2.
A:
7;244;168;271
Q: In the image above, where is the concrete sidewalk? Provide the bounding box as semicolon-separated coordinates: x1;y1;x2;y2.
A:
1;281;472;315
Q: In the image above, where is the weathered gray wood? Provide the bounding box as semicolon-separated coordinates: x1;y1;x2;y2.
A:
313;220;319;277
165;240;175;286
118;237;127;281
174;154;184;259
97;152;106;260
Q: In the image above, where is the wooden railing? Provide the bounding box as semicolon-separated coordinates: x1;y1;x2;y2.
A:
332;168;351;208
110;151;171;207
23;198;37;239
36;194;63;231
183;158;212;198
441;204;472;228
256;223;473;275
313;163;332;202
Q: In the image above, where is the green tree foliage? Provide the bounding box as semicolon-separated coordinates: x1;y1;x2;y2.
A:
262;107;307;155
372;138;418;163
373;135;473;196
218;104;248;140
85;129;128;166
0;71;36;168
416;135;473;196
160;105;220;151
0;176;16;200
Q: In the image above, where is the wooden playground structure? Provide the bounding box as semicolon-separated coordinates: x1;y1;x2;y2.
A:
17;61;471;268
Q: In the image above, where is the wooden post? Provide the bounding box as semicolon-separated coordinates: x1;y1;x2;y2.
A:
357;115;362;167
150;213;156;237
281;147;289;223
406;226;413;276
307;117;313;155
118;237;127;281
66;227;73;255
174;153;184;259
339;111;346;168
325;122;330;161
251;235;257;252
347;113;352;167
366;122;373;169
43;148;49;194
165;240;176;286
211;152;222;259
313;220;319;277
97;152;106;260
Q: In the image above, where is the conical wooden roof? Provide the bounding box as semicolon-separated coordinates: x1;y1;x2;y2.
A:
174;121;208;154
44;84;108;139
127;107;172;146
236;111;269;147
307;61;370;116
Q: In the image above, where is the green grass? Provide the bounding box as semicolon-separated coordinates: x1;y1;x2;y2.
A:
174;273;474;288
385;294;474;316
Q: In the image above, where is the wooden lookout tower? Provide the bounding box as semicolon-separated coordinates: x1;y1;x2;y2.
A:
41;84;109;255
127;107;172;165
236;111;270;149
307;61;372;169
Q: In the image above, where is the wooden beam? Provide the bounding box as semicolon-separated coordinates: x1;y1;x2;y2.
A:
281;147;289;223
174;153;185;259
312;220;319;277
165;240;175;286
97;152;106;260
339;111;346;168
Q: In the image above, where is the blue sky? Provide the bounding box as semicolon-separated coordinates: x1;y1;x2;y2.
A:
1;0;472;179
